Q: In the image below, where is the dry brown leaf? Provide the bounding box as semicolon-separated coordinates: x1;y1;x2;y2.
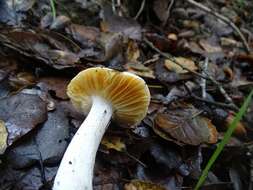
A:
154;106;218;145
225;113;246;136
199;39;222;53
164;57;198;74
124;180;166;190
101;136;126;152
0;120;8;154
125;63;155;79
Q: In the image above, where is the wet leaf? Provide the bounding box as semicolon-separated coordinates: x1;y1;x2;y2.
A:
0;29;81;69
66;24;100;47
154;106;218;145
101;5;142;40
124;180;166;190
0;120;8;154
153;0;170;24
101;136;126;152
39;77;70;99
0;93;47;145
164;57;198;74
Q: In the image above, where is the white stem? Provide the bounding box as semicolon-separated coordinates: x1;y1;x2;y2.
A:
53;96;113;190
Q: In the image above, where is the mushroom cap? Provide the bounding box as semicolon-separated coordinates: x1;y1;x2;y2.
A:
67;67;150;125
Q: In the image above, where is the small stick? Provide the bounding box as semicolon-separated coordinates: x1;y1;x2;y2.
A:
192;93;239;111
134;0;146;20
185;0;250;53
200;57;208;99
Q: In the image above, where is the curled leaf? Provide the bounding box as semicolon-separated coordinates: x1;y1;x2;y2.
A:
154;106;218;145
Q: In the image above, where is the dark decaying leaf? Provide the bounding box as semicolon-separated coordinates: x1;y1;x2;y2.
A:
66;24;100;47
0;164;58;190
39;77;70;100
6;102;70;169
154;105;218;145
0;92;47;146
0;29;81;69
101;5;142;40
0;0;35;26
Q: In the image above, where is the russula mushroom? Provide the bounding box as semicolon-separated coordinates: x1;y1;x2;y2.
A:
53;67;150;190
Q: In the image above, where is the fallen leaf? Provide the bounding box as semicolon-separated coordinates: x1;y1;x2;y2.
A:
39;77;70;99
153;0;170;24
164;57;198;74
0;120;8;154
65;24;100;47
126;40;140;63
101;136;126;152
225;113;246;136
125;63;155;79
199;38;222;53
101;5;142;40
0;93;47;145
155;60;191;84
9;72;36;90
154;106;218;145
124;180;166;190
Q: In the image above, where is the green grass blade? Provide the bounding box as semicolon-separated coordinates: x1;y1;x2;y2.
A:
194;89;253;190
49;0;56;19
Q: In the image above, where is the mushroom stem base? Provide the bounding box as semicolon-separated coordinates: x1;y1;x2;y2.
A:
53;96;113;190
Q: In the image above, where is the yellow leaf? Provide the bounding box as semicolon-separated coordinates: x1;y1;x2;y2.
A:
125;63;155;79
124;180;166;190
127;40;140;63
164;57;198;74
101;136;126;152
0;120;8;154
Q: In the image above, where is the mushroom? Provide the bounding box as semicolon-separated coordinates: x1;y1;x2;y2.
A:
53;67;150;190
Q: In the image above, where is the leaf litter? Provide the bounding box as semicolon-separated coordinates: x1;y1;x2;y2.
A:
0;0;253;189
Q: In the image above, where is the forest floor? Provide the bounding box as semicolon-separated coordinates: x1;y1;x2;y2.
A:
0;0;253;189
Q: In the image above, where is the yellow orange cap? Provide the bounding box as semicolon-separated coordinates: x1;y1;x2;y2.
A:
67;67;150;125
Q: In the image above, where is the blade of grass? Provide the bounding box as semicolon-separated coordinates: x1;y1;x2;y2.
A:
194;89;253;190
49;0;56;19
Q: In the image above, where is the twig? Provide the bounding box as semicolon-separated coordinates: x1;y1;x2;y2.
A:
134;0;146;20
125;151;147;168
200;57;208;99
192;94;239;111
185;0;250;53
203;70;238;109
184;84;239;111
